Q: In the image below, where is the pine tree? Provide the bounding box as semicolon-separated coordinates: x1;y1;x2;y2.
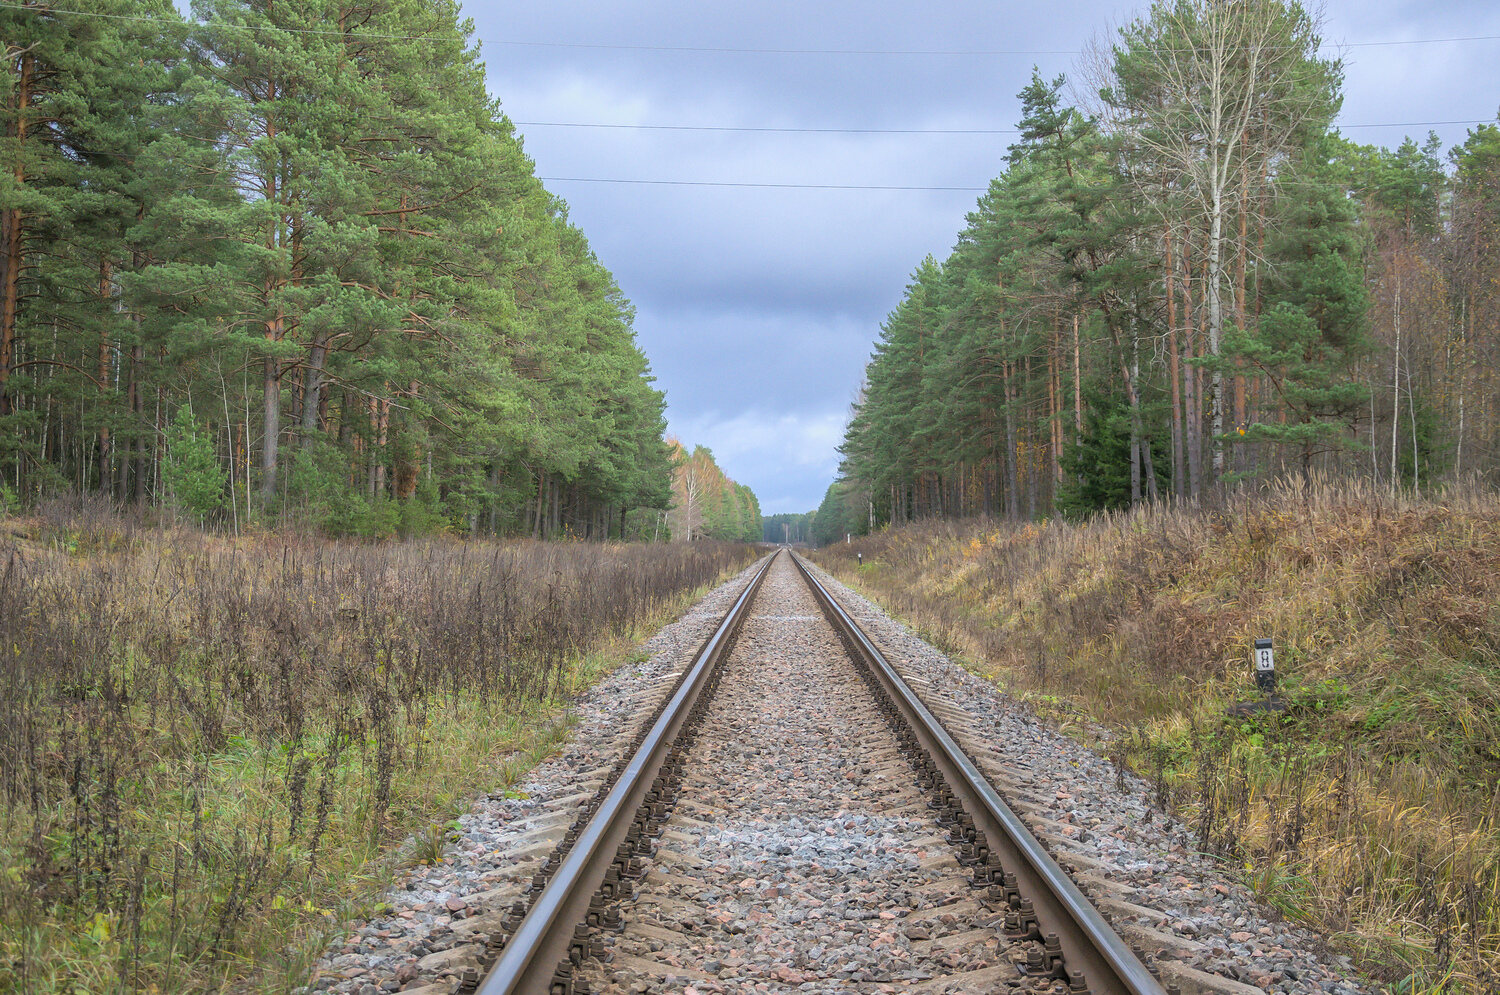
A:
162;404;227;523
1228;137;1370;476
1;0;179;487
4;0;682;535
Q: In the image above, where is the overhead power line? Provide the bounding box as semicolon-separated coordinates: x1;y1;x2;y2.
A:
538;176;988;191
477;35;1500;56
515;118;1493;135
0;1;447;40
1340;119;1494;129
4;3;1500;54
518;121;1019;135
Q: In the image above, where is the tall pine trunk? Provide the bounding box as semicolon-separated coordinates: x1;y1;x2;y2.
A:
1207;186;1226;482
1072;314;1082;444
1048;321;1063;488
1165;228;1185;497
1390;260;1402;491
0;52;31;419
98;257;113;495
1002;360;1019;521
301;334;328;446
262;348;280;499
1183;248;1202;499
131;343;145;502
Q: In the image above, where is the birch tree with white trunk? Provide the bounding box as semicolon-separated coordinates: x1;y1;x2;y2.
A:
1106;0;1338;481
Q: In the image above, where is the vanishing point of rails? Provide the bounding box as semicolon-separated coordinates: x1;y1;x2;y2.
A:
443;549;1173;995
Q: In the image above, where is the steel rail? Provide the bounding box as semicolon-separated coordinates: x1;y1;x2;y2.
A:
475;550;778;995
791;552;1167;995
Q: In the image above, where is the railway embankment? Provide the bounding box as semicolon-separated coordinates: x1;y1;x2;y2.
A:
811;481;1500;992
308;550;1366;995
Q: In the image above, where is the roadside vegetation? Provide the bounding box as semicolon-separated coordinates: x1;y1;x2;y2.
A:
812;480;1500;993
0;499;756;993
816;1;1500;542
1;0;710;542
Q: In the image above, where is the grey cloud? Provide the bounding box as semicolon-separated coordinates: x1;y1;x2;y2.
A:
477;0;1500;512
163;0;1500;512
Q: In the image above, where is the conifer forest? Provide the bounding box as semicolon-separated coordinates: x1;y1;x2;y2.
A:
6;0;1500;992
831;3;1500;534
1;0;689;538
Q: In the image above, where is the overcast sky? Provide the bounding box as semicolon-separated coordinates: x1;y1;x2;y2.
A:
163;1;1497;513
456;0;1500;513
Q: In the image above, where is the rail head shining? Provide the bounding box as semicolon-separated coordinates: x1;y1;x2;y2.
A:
476;550;777;995
791;552;1166;995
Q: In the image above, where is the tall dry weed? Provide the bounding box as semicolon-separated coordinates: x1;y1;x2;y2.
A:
0;518;754;992
816;479;1500;990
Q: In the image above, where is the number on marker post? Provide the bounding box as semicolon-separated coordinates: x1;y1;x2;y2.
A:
1253;638;1276;694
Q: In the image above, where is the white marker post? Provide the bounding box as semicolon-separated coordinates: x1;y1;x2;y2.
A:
1253;638;1276;695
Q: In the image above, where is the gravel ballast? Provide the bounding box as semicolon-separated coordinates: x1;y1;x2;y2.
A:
799;556;1370;995
305;551;1371;995
303;559;769;995
581;553;1049;994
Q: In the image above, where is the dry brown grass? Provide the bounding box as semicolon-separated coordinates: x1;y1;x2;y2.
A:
814;478;1500;993
0;508;755;993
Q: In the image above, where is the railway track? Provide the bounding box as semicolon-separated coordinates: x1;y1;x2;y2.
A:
464;549;1170;995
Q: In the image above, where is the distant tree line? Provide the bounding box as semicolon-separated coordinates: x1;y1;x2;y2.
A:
831;0;1500;530
760;511;813;544
1;0;674;537
758;481;869;548
664;440;761;542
